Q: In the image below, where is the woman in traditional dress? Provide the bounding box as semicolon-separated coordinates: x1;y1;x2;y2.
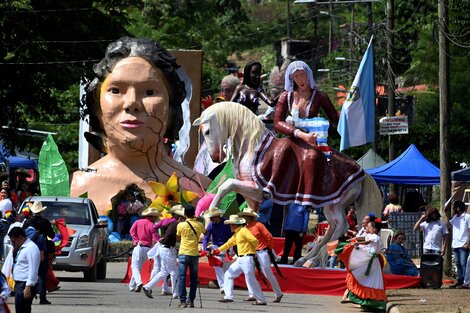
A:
252;60;364;207
337;219;387;312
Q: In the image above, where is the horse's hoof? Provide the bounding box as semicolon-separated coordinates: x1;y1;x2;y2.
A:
293;258;305;267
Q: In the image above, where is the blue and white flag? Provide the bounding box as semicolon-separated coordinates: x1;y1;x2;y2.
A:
338;36;375;151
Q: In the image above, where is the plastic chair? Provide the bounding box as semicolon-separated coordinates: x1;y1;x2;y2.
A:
380;229;394;250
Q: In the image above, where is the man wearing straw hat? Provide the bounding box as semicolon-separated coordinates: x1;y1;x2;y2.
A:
176;205;206;308
23;201;55;305
214;215;267;305
238;207;283;303
147;205;185;296
129;207;161;293
202;207;232;293
143;206;185;299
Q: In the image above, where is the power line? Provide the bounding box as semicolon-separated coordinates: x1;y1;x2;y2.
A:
0;59;100;65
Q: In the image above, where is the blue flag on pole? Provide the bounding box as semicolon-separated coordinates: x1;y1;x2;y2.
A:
338;36;375;151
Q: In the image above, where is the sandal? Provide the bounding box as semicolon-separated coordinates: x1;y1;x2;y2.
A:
243;297;256;302
252;301;267;306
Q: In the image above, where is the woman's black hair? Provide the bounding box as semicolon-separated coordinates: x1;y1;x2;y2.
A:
242;61;262;89
1;188;11;199
81;37;186;149
370;220;382;232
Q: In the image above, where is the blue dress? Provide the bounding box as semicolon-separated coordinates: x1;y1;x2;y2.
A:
385;243;419;276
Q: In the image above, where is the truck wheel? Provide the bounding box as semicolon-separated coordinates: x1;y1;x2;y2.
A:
84;263;97;282
97;257;107;280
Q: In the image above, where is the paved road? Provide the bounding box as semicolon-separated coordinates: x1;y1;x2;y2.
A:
6;262;359;313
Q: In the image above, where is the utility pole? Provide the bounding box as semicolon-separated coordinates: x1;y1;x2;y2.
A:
328;3;333;52
386;0;396;165
438;0;452;274
366;2;376;152
287;0;291;39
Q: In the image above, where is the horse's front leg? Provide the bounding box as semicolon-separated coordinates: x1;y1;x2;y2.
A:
209;178;263;209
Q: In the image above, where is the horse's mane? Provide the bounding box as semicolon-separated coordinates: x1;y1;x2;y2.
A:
203;101;267;162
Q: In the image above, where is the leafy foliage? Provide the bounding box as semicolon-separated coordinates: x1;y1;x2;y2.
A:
0;0;128;157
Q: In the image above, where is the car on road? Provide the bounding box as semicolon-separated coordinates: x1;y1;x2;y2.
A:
18;196;108;282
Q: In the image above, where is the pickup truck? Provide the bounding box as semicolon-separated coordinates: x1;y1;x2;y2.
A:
18;196;108;282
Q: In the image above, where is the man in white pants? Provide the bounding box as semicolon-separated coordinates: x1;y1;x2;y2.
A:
148;206;186;295
214;215;267;306
202;207;232;293
143;208;185;298
129;208;161;292
238;207;283;303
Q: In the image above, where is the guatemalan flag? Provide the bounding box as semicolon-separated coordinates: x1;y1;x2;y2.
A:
338;36;375;151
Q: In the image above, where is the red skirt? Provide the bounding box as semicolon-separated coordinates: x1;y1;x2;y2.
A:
251;132;364;208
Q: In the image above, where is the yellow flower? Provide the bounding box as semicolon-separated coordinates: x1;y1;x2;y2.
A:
148;172;198;212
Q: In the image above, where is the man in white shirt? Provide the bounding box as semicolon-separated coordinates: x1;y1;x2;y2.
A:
414;207;448;255
8;227;40;313
447;201;470;288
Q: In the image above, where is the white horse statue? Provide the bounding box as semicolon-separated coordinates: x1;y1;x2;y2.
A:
193;101;382;267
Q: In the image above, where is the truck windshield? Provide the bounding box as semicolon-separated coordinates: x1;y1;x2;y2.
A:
27;202;91;226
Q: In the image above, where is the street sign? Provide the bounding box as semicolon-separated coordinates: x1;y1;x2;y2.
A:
379;116;409;135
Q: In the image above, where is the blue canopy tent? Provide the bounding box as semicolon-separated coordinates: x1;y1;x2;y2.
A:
0;145;38;169
452;168;470;182
8;155;37;169
366;144;440;185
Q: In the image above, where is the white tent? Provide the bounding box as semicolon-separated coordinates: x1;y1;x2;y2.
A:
356;148;387;170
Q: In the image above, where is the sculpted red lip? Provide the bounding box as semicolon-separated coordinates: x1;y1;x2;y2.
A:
120;119;144;129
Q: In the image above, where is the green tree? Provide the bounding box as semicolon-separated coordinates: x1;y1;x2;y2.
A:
0;0;129;158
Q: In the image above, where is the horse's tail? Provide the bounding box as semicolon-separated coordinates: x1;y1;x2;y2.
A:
356;173;383;220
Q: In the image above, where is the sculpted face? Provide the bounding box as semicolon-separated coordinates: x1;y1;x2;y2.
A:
292;70;308;90
249;64;261;88
100;57;170;151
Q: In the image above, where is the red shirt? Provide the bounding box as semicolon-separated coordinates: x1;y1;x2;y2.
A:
347;214;357;232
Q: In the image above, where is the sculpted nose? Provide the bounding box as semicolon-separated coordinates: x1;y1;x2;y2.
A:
123;89;140;112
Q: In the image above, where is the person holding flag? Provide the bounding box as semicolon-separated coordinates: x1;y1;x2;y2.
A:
202;207;232;294
338;37;375;151
214;215;267;305
238;207;283;303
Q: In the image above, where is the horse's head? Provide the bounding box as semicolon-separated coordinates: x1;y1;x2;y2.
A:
193;110;227;163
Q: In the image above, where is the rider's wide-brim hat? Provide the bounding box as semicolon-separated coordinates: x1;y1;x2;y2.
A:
172;209;185;218
30;201;47;214
141;207;162;218
224;214;246;225
168;204;184;215
203;207;223;218
237;207;258;218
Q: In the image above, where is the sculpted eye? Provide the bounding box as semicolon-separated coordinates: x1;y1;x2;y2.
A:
204;129;210;136
146;89;154;96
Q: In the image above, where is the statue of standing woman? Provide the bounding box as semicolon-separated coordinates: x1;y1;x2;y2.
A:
230;61;275;114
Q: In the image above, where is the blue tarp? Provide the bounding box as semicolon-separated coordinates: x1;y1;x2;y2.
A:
0;145;38;169
452;168;470;182
366;144;440;185
8;156;37;169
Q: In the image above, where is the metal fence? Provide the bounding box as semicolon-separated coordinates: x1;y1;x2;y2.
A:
388;212;422;258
